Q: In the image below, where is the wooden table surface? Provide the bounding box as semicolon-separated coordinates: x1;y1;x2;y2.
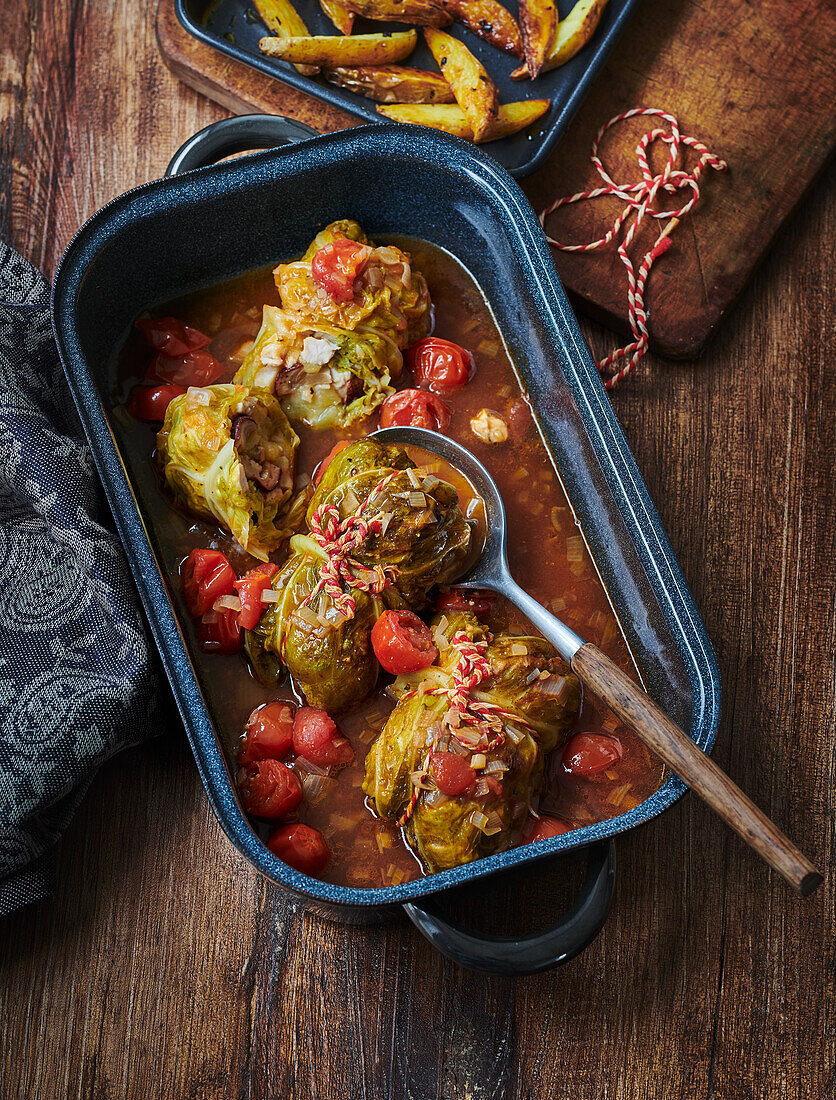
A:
1;4;833;1098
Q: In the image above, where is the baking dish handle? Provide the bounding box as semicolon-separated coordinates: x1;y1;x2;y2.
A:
165;114;321;176
402;839;615;975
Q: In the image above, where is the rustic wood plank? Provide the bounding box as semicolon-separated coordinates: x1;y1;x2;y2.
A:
0;2;833;1099
154;0;836;358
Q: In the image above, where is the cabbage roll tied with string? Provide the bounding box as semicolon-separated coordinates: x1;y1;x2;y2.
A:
363;610;581;873
157;384;299;561
274;220;432;349
246;437;472;712
234;305;402;429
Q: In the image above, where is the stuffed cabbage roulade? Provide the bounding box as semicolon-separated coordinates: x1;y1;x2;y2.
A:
274;220;432;349
247;437;471;712
234;305;402;429
158;384;299;560
364;611;582;873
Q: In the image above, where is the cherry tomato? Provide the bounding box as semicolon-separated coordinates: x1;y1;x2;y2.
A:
292;707;354;768
234;562;279;631
237;759;302;819
524;815;572;843
311;239;368;303
435;588;497;618
562;732;624;777
432;752;476;797
135;316;210;356
148;348;225;388
313;440;351;486
407;337;473;392
267;823;330;876
239;701;296;766
371;610;437;675
379;389;451;432
126;383;186;421
197;607;242;654
181;548;236;618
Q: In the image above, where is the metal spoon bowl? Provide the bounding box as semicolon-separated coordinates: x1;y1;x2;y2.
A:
373;425;822;896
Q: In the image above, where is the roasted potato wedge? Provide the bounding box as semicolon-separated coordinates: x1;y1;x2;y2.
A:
326;65;456;103
319;0;355;34
260;30;419;66
341;0;452;24
512;0;609;78
423;27;497;142
377;99;550;142
442;0;523;57
518;0;558;77
254;0;319;75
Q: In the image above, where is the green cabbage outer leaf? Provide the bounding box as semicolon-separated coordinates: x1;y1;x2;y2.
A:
157;383;298;561
274;220;432;349
307;437;471;608
248;438;471;711
363;611;582;873
234;305;401;430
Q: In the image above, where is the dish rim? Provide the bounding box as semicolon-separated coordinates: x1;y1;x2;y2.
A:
51;124;720;908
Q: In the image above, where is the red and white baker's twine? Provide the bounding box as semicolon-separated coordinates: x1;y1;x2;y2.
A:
540;108;728;389
397;632;530;827
302;474;400;619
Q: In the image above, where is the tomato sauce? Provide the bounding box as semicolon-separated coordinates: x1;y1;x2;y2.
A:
115;238;665;888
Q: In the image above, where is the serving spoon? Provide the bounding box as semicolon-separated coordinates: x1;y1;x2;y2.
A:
374;425;823;896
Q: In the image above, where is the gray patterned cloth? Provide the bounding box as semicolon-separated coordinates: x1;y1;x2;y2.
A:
0;240;164;917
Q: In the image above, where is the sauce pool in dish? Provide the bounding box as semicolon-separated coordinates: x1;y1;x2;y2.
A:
114;232;664;888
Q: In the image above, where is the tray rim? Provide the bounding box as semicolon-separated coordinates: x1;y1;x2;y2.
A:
173;0;643;178
51;124;720;909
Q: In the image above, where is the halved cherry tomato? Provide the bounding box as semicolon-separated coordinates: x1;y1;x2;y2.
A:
524;815;572;843
197;607;242;654
148;348;225;388
408;337;473;392
432;751;476;797
135;316;210;356
371;610;437;675
267;823;330;876
237;759;302;819
562;732;624;778
379;389;451;432
311;239;368;303
292;707;354;767
181;548;236;618
313;440;351;486
234;562;279;631
239;701;296;765
435;588;496;618
126;383;186;421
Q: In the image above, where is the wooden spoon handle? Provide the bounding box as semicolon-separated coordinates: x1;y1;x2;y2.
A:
570;643;823;896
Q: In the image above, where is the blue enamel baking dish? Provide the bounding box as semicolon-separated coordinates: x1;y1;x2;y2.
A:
51;118;720;975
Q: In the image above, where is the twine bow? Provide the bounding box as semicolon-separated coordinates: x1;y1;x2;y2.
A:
397;631;531;827
540;108;728;389
302;474;399;620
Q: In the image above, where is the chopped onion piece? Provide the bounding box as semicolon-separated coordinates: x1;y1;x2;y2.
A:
343;489;360;514
469;810;490;831
408;491;426;508
300;772;337;804
506;725;524;745
406;467;421;489
213;595;242;613
484;759;507;775
421;475;440;492
509;643;528;657
260;589;283;604
472;777;489;797
537;675;568;703
481;811;503;836
470;753;487;770
296;605;321;629
293;755;329;776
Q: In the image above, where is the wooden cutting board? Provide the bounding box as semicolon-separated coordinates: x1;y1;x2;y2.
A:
156;0;835;358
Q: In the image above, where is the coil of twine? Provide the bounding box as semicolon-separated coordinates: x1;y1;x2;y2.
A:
540;108;728;389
